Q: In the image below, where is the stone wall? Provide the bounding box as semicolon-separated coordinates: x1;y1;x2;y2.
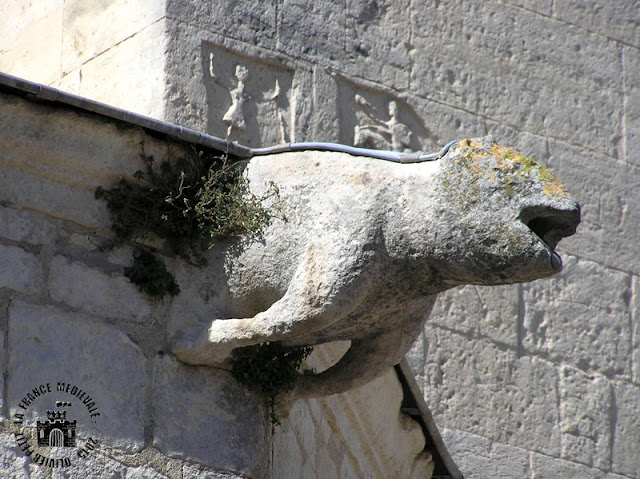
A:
2;1;639;478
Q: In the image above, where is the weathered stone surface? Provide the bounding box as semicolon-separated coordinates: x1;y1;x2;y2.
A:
167;0;277;51
0;1;63;85
151;356;268;477
530;452;601;479
61;0;164;73
633;276;640;385
172;138;579;402
50;453;128;479
279;0;346;65
402;94;488;151
559;365;612;469
48;255;151;323
414;328;561;456
62;19;167;119
544;140;640;275
411;1;622;157
0;244;42;294
612;381;640;476
440;429;492;479
310;67;341;142
440;429;530;479
7;300;147;452
0;433;45;478
343;0;412;88
624;46;640;168
505;0;553;16
0;206;63;246
427;283;520;347
523;256;632;377
555;1;640;48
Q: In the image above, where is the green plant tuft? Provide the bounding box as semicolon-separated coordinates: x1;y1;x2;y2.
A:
124;248;180;298
95;144;279;266
230;342;313;425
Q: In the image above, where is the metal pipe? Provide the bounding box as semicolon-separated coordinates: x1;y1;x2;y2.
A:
249;140;458;163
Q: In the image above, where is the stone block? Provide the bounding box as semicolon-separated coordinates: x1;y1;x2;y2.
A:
555;0;640;48
7;300;147;452
545;140;640;275
440;428;492;479
71;19;167;119
167;0;277;51
612;381;640;476
343;0;412;89
48;255;151;323
279;0;346;63
410;1;622;157
0;206;63;246
624;46;640;167
559;365;612;469
440;428;530;479
418;328;561;456
409;95;488;149
151;355;268;477
523;256;632;377
0;0;63;85
0;244;42;294
427;283;520;347
0;162;104;233
61;0;165;73
530;452;601;479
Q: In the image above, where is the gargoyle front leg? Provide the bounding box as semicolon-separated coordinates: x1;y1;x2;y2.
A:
275;301;436;415
172;242;373;366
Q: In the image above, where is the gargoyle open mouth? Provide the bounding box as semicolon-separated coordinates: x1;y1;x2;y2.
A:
520;205;581;270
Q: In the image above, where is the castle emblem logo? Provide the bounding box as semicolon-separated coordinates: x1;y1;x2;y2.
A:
36;408;76;447
12;382;101;468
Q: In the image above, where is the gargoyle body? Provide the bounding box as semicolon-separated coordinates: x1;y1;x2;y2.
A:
171;137;580;401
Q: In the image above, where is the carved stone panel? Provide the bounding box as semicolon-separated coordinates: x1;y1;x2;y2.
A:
337;78;440;153
203;44;301;147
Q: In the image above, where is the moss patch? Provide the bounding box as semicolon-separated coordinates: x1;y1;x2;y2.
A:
124;248;180;298
231;342;313;425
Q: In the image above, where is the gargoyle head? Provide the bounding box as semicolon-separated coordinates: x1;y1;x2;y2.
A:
424;137;580;286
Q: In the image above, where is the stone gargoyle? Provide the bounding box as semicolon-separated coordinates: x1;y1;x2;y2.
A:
170;136;580;402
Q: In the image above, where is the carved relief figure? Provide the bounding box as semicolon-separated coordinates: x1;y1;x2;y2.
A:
222;65;250;137
264;79;291;144
354;95;412;151
171;137;580;407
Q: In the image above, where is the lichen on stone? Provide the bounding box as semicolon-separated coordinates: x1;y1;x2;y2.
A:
446;138;571;201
